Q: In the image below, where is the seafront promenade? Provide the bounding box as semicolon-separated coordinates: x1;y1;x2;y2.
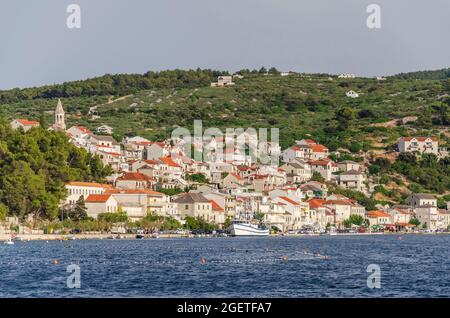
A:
1;232;448;242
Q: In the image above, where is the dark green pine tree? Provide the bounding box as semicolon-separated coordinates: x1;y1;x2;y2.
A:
39;111;46;129
70;197;88;221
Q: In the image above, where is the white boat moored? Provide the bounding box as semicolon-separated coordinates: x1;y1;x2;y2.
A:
4;238;15;245
229;221;269;237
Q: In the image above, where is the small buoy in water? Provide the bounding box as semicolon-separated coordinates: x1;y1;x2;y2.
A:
200;257;207;265
281;256;288;261
52;259;60;265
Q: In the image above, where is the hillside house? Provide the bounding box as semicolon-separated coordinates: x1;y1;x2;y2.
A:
346;91;359;98
398;137;439;155
10;119;40;131
115;172;154;190
337;170;366;192
211;76;234;87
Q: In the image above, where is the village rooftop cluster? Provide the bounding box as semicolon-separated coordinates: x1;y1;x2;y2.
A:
10;99;450;233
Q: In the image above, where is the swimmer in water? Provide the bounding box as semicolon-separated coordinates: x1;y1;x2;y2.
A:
200;257;207;265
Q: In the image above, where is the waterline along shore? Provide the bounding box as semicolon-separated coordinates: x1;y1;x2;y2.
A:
0;233;174;241
1;232;448;242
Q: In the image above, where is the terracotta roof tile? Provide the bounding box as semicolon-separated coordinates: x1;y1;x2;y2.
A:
86;194;112;203
16;119;40;126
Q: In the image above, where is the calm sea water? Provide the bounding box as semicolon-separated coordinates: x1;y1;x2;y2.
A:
1;235;449;298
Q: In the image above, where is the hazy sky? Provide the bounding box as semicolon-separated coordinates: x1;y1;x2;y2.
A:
0;0;449;89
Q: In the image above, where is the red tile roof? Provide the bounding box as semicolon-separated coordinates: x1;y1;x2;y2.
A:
311;144;328;153
159;157;181;168
278;196;300;206
73;126;93;134
86;194;112;203
251;174;269;180
395;222;414;227
229;173;243;180
309;160;332;166
16;119;40;126
66;181;112;188
144;159;160;165
107;189;164;196
237;165;255;171
307;199;326;209
117;172;153;181
401;136;437;142
367;210;391;218
210;200;224;212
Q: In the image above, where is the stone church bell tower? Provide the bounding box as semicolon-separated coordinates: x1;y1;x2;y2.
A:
52;98;66;131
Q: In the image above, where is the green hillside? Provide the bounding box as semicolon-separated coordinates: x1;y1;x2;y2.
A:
390;68;450;80
1;69;449;151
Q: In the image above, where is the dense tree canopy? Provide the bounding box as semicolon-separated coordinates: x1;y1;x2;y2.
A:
0;118;112;220
391;153;450;193
0;69;228;103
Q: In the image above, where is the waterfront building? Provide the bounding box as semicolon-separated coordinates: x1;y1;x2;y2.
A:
172;193;214;222
65;181;111;205
366;210;393;226
85;194;119;219
414;205;439;231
